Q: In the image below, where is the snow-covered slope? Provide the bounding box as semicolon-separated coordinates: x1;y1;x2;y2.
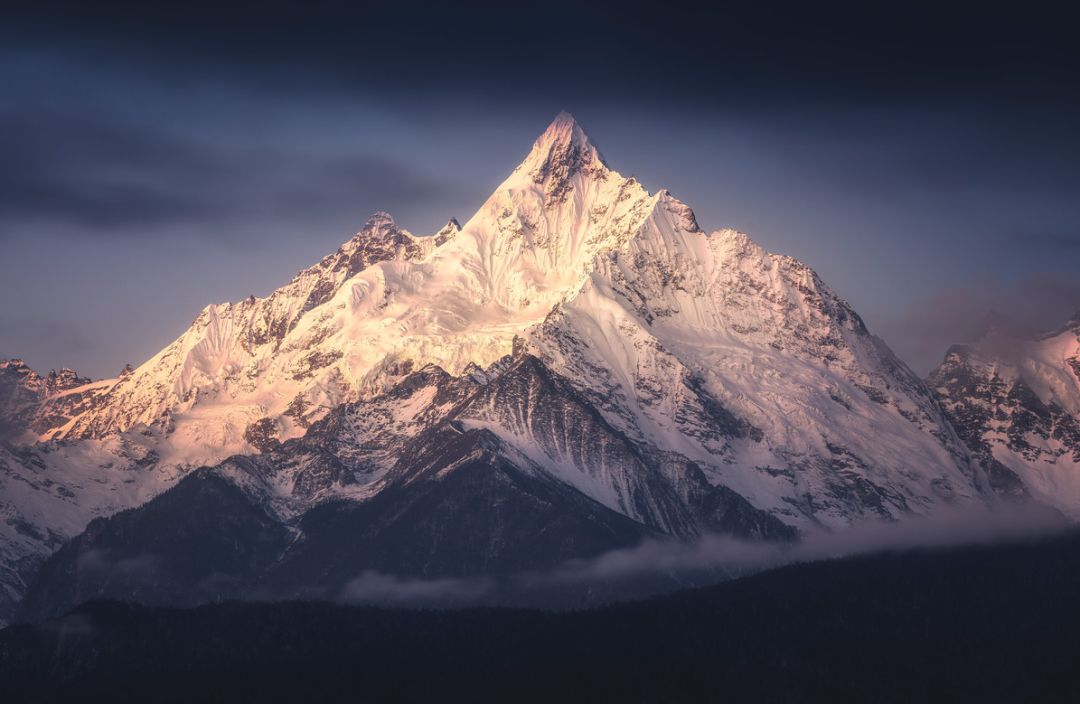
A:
0;436;170;624
522;191;990;530
930;312;1080;514
35;113;659;467
37;212;439;457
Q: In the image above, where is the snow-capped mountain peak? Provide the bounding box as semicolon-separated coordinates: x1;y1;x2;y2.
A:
4;111;1063;623
521;111;605;167
511;112;608;203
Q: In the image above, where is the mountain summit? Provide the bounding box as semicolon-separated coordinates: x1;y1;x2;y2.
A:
516;111;608;196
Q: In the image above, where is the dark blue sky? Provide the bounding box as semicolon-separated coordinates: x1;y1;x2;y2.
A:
2;1;1078;376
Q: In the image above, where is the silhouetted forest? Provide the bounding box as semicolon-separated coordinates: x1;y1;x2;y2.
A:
4;530;1080;703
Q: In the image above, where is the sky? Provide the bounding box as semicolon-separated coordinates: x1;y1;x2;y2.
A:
1;1;1078;377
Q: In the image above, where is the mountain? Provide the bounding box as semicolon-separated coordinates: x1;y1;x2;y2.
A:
929;310;1080;514
29;112;991;521
0;113;1026;622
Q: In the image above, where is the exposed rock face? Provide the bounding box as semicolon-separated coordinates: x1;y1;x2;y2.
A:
0;360;44;439
0;360;96;440
433;217;461;247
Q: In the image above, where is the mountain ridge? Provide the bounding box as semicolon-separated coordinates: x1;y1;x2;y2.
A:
1;113;1076;623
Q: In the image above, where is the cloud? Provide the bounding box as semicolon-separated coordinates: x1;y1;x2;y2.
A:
75;548;163;581
0;108;464;241
875;273;1080;375
339;571;493;606
0;318;95;369
327;504;1066;608
534;502;1066;588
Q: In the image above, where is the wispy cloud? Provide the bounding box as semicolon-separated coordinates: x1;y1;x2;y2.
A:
537;502;1065;586
0;317;95;371
328;504;1066;607
0;110;463;241
339;571;493;605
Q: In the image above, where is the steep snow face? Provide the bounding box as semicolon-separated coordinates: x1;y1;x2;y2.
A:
524;192;988;529
930;314;1080;515
36;113;659;466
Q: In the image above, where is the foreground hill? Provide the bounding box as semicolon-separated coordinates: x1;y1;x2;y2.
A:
3;529;1079;703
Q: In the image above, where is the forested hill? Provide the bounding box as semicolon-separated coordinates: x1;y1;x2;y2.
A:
3;530;1080;703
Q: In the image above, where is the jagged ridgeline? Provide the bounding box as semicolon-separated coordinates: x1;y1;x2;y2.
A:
2;114;1078;623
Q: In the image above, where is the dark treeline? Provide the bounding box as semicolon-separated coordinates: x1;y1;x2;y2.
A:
3;530;1080;703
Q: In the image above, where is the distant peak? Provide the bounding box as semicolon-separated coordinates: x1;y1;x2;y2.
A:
350;211;415;246
362;211;397;232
